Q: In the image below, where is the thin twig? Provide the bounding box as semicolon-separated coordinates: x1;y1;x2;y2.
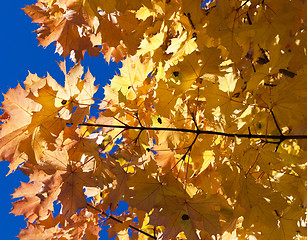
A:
184;134;199;190
236;0;250;11
135;113;143;128
270;109;284;151
87;204;157;239
270;109;283;136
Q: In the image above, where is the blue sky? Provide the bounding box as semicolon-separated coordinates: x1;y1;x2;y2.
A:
0;1;120;239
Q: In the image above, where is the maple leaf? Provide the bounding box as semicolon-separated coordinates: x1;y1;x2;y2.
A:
11;169;61;222
55;62;98;121
0;84;40;173
181;0;203;27
149;193;225;239
59;169;96;218
155;80;178;118
171;49;222;94
235;175;288;230
110;56;154;101
0;63;97;174
24;1;100;61
38;131;102;218
100;156;132;211
126;163;187;213
18;220;60;240
152;141;177;170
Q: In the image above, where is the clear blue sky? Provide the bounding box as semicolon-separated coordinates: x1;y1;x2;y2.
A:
0;1;121;239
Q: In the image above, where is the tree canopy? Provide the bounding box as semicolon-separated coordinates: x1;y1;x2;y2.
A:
1;0;307;239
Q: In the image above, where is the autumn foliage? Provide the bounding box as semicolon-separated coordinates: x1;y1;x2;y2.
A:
1;0;307;239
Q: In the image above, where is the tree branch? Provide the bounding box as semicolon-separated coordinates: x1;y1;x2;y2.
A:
80;123;307;141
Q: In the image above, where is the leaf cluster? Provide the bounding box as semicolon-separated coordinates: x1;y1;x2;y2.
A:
1;0;307;239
